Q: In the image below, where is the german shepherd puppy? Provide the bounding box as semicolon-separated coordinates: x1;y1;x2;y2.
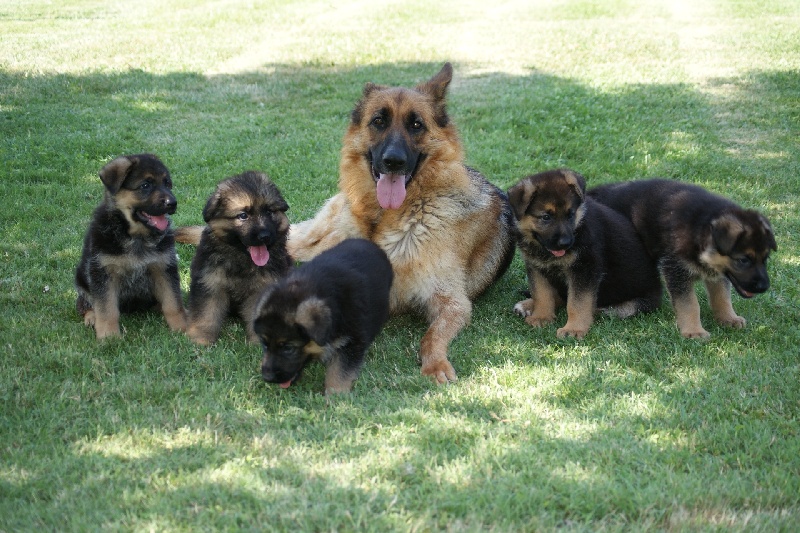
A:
588;178;777;338
75;154;187;340
175;171;292;345
288;63;515;383
508;169;662;339
254;239;393;395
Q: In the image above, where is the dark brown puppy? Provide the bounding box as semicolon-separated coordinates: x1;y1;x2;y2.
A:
508;169;662;339
254;238;393;395
176;171;292;345
75;154;187;340
588;178;777;338
288;63;515;383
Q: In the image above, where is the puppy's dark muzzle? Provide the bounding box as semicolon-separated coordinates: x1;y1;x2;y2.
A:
145;191;178;216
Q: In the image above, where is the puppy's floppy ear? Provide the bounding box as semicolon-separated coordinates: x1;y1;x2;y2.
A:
202;188;225;223
758;213;778;252
252;285;278;336
99;155;135;194
562;169;586;199
295;297;332;346
711;213;744;256
507;178;538;221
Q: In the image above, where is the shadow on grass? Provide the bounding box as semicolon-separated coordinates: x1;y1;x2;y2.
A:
2;63;799;528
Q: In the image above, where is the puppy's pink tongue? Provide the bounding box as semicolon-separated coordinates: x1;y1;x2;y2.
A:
248;245;270;266
279;381;292;389
551;249;566;257
146;214;169;231
376;173;407;209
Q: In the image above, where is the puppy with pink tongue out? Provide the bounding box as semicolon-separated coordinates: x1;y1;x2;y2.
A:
179;171;293;346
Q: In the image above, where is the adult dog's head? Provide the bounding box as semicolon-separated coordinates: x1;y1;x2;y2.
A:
99;154;177;237
202;171;289;266
341;62;464;210
508;169;587;259
704;209;777;298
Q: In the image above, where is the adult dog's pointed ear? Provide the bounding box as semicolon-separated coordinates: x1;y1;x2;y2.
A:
417;62;453;101
416;62;453;127
507;178;538;221
99;155;135;194
295;297;332;346
562;169;586;199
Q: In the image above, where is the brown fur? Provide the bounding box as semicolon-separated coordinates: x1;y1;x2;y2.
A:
181;171;293;345
288;63;515;383
509;169;662;339
75;154;187;339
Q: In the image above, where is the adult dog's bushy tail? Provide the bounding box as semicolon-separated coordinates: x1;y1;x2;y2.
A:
174;225;204;245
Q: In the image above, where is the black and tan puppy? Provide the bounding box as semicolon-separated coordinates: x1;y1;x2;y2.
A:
175;171;293;345
254;238;393;395
508;169;662;339
75;154;187;340
588;178;777;338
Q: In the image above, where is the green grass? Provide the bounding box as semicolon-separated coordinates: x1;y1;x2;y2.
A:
2;0;800;530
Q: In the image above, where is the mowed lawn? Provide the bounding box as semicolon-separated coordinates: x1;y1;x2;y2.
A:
2;0;799;530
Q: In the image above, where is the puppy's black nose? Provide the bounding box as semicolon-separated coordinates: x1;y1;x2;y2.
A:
258;228;274;244
556;235;574;249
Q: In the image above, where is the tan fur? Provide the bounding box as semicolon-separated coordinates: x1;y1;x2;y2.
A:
288;64;514;384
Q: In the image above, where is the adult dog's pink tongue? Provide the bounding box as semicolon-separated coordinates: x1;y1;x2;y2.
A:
146;214;169;231
248;245;270;266
376;173;407;209
279;381;292;389
551;249;566;257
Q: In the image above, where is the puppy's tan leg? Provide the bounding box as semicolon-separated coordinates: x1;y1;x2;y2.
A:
93;282;121;340
419;292;471;384
324;356;357;395
187;294;229;346
150;265;187;333
672;289;710;338
557;288;595;339
705;278;746;329
521;270;559;327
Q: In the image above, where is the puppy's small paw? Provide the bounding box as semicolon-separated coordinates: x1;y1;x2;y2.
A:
556;325;588;339
717;314;746;329
513;299;534;317
680;327;711;339
524;315;555;328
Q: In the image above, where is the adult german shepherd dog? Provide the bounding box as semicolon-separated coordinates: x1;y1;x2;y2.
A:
588;178;777;338
288;63;516;383
509;169;662;339
176;171;293;345
75;154;187;340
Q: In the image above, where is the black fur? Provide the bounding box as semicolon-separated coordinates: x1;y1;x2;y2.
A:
254;239;393;394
